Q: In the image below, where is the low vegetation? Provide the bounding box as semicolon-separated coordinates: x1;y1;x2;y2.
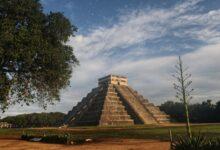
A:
171;134;220;150
0;124;220;141
21;134;89;145
0;112;65;128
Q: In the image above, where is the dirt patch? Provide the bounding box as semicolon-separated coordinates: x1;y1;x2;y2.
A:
0;138;170;150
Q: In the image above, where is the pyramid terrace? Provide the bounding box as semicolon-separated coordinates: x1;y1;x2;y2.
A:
65;75;170;126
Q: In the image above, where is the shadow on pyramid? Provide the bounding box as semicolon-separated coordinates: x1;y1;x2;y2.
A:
65;75;170;126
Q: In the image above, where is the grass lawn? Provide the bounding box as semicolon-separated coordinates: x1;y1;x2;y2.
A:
0;124;220;141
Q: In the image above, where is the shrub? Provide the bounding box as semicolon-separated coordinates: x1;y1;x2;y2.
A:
41;135;68;144
171;134;220;150
21;134;87;145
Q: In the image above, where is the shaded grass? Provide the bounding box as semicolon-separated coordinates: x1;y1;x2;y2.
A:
0;124;220;141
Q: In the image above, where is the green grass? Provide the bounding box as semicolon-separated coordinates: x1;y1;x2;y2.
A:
1;124;220;141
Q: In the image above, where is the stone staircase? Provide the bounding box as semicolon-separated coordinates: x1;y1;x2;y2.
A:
99;84;134;125
65;84;134;126
114;85;157;124
127;87;170;124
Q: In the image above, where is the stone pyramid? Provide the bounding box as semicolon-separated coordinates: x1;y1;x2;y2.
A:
65;75;170;126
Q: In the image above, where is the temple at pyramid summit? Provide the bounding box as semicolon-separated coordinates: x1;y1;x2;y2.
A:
64;75;170;126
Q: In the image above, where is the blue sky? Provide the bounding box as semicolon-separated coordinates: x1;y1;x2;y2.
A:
2;0;220;117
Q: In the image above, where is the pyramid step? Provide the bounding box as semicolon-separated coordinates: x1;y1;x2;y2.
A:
158;120;170;124
107;92;118;97
153;113;170;117
103;104;125;109
158;120;170;123
101;114;132;120
103;106;127;111
155;117;170;121
106;95;120;99
102;111;130;116
153;116;170;120
104;101;123;105
100;120;134;126
107;97;120;101
103;109;128;115
146;108;162;114
105;99;121;103
102;109;127;114
152;113;169;116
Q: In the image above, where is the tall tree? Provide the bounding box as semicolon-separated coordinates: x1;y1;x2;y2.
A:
173;56;193;138
0;0;78;112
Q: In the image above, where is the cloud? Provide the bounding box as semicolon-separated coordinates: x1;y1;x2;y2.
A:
68;0;220;59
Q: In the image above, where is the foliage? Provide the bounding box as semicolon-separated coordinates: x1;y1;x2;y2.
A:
160;100;220;123
21;133;86;145
172;56;193;137
0;112;65;127
0;0;78;111
171;134;220;150
41;134;68;144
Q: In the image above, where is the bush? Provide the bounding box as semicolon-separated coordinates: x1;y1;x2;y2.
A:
41;135;68;144
21;133;86;145
171;134;220;150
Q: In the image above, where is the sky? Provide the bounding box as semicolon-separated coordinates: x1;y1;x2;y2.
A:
1;0;220;117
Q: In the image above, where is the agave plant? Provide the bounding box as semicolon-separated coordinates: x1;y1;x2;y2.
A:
203;138;220;150
171;134;220;150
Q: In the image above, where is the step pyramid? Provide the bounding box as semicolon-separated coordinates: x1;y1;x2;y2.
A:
65;75;170;126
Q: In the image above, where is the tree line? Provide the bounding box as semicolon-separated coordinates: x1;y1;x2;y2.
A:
0;112;65;128
160;100;220;123
1;99;220;128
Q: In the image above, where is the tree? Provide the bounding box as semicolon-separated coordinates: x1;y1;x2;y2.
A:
172;56;193;138
215;101;220;122
160;101;185;122
0;0;78;112
160;100;218;123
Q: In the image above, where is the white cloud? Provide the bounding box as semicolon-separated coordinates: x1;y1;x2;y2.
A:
68;0;220;59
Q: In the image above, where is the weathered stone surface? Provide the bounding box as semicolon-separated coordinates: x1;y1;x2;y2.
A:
65;75;170;126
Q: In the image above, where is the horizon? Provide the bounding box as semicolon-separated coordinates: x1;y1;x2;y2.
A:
1;0;220;118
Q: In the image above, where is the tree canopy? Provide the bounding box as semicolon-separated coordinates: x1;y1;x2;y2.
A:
0;0;78;111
